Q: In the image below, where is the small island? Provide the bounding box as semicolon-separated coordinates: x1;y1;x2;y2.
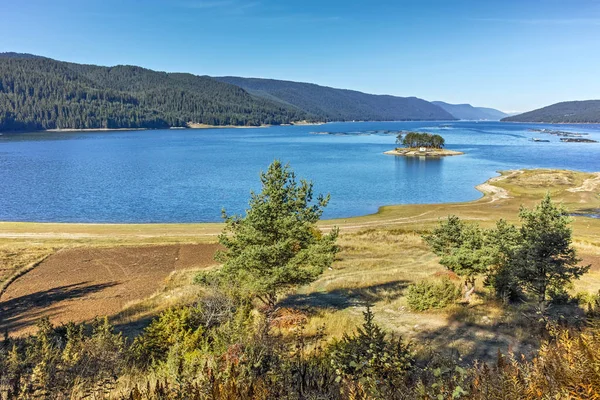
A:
385;131;464;157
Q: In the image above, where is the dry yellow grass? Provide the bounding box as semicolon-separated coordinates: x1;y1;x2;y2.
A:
0;245;55;284
280;169;600;361
1;169;599;360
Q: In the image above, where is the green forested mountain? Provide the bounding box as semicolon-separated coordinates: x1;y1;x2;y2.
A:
502;100;600;123
0;53;308;131
432;101;508;120
215;77;455;121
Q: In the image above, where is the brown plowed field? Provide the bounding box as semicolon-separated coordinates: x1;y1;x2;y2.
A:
0;243;220;336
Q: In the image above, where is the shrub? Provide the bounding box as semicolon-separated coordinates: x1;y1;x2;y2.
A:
0;317;125;399
406;279;462;311
131;306;205;366
329;307;413;398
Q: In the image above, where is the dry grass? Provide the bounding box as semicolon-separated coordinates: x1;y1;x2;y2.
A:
282;229;525;361
279;169;600;361
1;169;600;361
0;245;55;284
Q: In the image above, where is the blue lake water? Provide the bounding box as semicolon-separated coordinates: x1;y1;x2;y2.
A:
1;121;599;223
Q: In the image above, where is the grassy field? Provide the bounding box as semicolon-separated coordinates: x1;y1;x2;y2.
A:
1;169;599;360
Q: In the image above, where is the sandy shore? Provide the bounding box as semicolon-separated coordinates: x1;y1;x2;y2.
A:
290;121;325;126
37;121;324;133
384;148;464;157
45;124;272;132
46;128;147;132
189;121;324;129
187;123;270;129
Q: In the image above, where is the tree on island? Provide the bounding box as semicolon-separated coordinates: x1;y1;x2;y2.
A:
396;133;404;146
206;160;339;316
398;132;445;150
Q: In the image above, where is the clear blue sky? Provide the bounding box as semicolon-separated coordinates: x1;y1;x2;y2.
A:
2;0;599;112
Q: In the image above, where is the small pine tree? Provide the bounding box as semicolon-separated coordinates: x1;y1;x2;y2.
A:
484;219;523;302
512;194;590;305
214;160;339;312
329;307;413;394
423;216;491;301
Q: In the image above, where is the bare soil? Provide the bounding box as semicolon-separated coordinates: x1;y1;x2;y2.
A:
0;243;220;336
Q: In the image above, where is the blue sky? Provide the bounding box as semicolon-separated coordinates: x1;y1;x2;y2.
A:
2;0;599;112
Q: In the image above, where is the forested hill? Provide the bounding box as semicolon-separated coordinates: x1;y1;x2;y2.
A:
502;100;600;123
214;77;455;122
0;54;308;132
432;101;508;121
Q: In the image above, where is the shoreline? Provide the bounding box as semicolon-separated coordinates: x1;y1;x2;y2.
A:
19;121;327;133
4;120;598;135
384;148;464;157
46;128;149;133
186;123;271;129
2;169;600;244
502;121;600;125
0;169;522;228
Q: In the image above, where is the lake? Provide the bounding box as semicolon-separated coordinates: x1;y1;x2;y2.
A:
1;121;599;223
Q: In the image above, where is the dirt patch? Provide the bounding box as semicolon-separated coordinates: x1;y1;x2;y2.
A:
582;253;600;272
433;270;461;281
0;243;220;336
568;172;600;193
475;171;522;202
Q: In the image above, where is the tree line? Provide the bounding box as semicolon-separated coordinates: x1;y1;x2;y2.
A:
0;56;310;132
396;131;446;149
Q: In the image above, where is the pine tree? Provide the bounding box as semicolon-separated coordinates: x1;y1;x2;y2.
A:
512;194;590;304
423;216;491;301
215;160;339;312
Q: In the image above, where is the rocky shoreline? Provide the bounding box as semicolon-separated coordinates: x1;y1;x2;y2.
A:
384;148;464;157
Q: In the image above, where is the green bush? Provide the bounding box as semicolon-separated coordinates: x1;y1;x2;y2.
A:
406;279;462;311
131;306;205;366
329;307;413;398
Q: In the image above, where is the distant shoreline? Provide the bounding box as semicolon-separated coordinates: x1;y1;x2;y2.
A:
38;120;326;133
46;128;149;133
3;120;599;135
501;121;600;125
186;123;270;129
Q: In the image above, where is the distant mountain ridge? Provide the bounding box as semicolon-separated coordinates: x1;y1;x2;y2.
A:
215;77;455;122
0;52;46;60
432;101;508;121
502;100;600;123
0;52;462;132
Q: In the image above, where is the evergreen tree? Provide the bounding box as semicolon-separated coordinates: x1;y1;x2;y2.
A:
512;194;589;304
329;307;413;396
423;216;491;301
400;132;446;149
215;160;339;312
484;219;523;302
